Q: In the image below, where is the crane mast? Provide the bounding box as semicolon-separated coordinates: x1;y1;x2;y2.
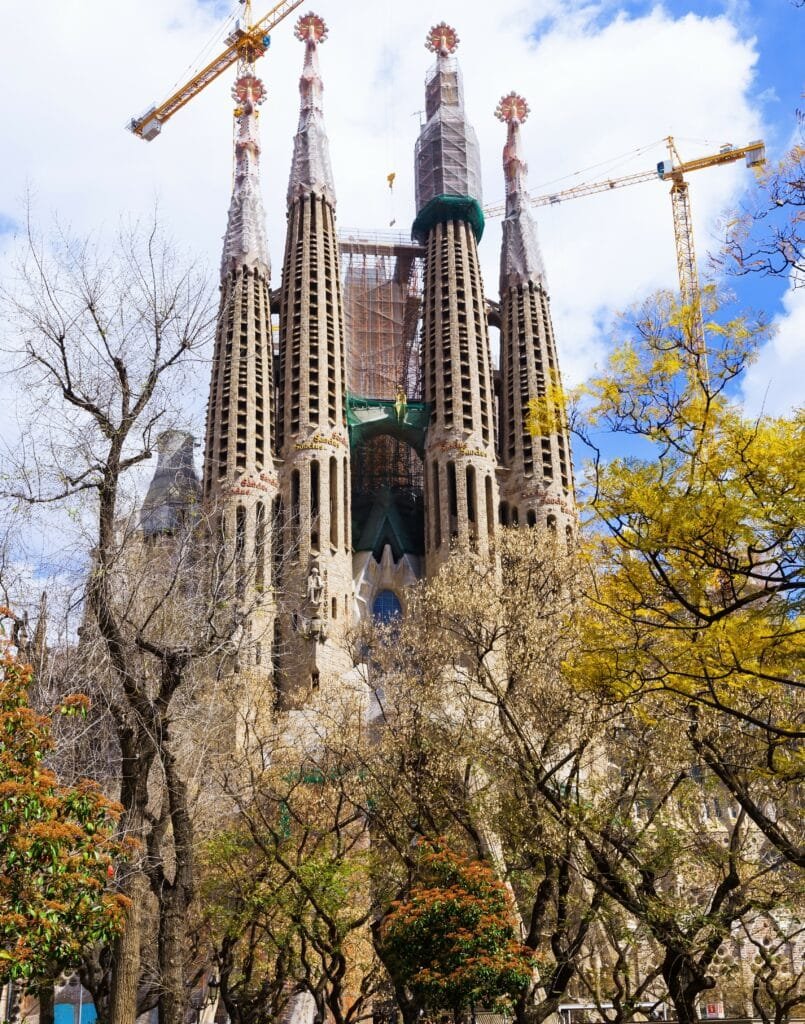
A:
128;0;306;140
664;139;705;365
484;135;765;370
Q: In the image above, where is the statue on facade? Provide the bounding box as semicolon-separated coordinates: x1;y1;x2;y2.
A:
306;563;323;607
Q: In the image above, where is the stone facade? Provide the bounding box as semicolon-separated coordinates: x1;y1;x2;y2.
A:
145;19;576;700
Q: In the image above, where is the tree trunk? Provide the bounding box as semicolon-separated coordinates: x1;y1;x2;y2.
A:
37;981;55;1024
158;884;189;1024
109;872;145;1024
662;948;710;1024
156;726;195;1024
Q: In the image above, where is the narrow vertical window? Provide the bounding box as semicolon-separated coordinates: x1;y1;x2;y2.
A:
235;505;247;598
432;462;441;549
290;470;300;554
255;501;266;590
466;465;476;526
343;456;350;552
485;475;494;544
447;461;458;538
310;460;320;520
329;456;338;549
272;496;283;586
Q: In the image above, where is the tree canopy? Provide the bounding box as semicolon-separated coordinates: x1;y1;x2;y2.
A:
379;843;536;1017
0;610;129;983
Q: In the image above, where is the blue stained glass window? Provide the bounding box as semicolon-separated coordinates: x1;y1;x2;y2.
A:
372;589;402;624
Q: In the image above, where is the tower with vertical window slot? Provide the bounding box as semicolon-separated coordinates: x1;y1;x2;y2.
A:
176;17;577;700
274;13;354;699
201;65;277;682
413;23;500;574
495;92;575;539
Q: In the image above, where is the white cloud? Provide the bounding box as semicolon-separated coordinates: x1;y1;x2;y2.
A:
741;285;805;417
0;0;764;402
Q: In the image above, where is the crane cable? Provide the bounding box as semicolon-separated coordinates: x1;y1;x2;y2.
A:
485;138;668;212
165;3;239;98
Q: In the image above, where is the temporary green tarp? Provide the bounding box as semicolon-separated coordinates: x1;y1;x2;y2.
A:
411;193;485;244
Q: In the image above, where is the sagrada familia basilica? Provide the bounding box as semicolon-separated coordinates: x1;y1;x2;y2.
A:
140;13;575;698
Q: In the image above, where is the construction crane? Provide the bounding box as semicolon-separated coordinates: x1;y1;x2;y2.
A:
127;0;306;140
485;136;765;365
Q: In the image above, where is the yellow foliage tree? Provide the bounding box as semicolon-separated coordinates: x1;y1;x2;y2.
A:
570;289;803;867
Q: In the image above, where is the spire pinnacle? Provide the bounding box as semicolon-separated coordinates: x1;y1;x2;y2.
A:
295;11;328;44
287;12;335;206
220;72;270;280
496;92;546;288
425;22;459;56
496;92;531;218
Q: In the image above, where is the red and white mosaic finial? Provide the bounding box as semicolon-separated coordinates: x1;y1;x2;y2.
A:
425;22;459;56
232;74;266;108
495;92;530;125
295;12;328;44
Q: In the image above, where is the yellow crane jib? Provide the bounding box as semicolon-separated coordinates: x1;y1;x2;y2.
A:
483;137;766;217
656;138;766;181
482;134;766;384
127;0;306;140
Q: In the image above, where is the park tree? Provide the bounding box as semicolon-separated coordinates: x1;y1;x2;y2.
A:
349;530;617;1024
0;218;258;1024
717;122;804;287
569;288;804;868
359;511;800;1024
0;610;129;1017
197;706;381;1024
379;842;536;1023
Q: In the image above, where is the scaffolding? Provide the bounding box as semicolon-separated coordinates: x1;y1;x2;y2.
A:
338;230;427;556
339;229;425;401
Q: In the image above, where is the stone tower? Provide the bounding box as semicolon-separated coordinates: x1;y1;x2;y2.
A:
413;24;499;574
141;430;201;540
495;93;575;537
276;14;353;697
202;66;277;671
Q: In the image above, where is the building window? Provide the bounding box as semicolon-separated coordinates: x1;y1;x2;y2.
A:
235;504;247;598
372;589;402;624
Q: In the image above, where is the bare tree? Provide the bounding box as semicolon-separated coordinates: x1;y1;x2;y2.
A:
0;215;261;1024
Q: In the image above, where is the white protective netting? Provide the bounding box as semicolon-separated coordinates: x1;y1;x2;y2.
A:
414;56;483;211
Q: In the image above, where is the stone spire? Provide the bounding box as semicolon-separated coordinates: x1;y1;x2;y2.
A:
287;12;336;207
414;25;499;572
413;23;483;217
497;92;546;289
276;13;353;701
221;73;270;281
495;94;574;536
202;65;278;679
141;430;200;539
